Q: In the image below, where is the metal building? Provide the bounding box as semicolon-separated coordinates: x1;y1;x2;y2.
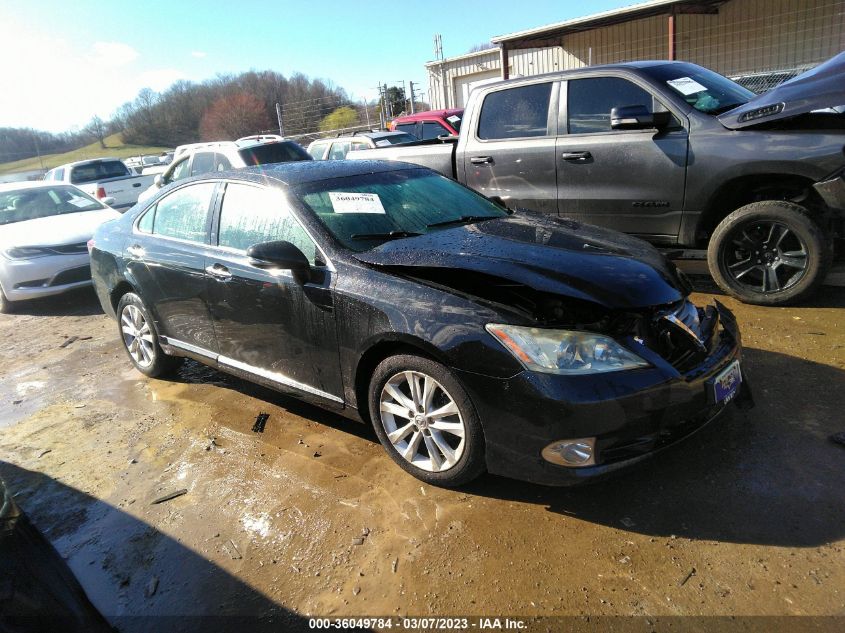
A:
426;0;845;109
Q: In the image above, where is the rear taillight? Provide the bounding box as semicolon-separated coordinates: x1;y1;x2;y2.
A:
96;187;107;199
87;238;95;254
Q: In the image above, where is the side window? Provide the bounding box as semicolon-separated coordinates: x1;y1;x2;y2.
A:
350;141;369;151
215;153;233;171
218;183;318;264
327;141;350;160
190;152;215;176
395;123;418;137
478;83;553;140
567;77;655;134
308;142;329;160
421;122;449;139
168;157;190;183
151;183;215;242
137;208;154;233
54;168;64;181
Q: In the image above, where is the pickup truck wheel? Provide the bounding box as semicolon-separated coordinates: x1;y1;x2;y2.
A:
368;354;486;488
707;201;831;306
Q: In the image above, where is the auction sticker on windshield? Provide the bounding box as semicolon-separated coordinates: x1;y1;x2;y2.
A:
667;77;707;95
328;192;386;214
710;360;742;404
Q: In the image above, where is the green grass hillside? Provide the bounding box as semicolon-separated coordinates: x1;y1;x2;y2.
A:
0;133;171;174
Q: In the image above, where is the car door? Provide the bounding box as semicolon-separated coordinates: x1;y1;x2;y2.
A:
205;181;343;406
557;76;688;237
126;181;220;354
461;81;559;215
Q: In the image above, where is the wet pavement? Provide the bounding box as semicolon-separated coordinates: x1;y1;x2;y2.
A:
0;284;843;631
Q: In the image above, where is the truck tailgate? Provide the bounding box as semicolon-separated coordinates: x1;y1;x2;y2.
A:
96;175;155;209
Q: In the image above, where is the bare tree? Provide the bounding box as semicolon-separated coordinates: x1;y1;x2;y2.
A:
85;116;107;148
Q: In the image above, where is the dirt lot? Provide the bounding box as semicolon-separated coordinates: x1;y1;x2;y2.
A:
1;282;843;632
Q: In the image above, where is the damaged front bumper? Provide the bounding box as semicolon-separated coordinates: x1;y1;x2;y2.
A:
456;302;752;486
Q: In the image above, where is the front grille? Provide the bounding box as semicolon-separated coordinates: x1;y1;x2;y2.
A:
648;299;719;374
50;265;91;286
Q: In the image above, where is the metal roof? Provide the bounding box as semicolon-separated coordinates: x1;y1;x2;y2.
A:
492;0;722;45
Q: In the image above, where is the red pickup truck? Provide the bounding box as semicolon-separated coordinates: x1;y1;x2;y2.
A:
389;108;463;139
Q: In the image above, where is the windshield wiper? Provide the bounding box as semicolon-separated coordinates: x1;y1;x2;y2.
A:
426;215;497;229
350;230;423;240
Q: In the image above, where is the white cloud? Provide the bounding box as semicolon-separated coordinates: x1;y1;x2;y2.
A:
191;51;207;58
87;41;139;68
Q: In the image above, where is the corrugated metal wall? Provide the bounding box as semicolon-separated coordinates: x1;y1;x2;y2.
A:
425;0;845;109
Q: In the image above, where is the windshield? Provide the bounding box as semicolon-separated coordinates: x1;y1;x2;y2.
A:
293;168;508;251
643;62;756;114
0;185;105;225
239;142;312;165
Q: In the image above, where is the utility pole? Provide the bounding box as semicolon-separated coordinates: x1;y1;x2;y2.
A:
409;81;416;114
32;132;44;170
275;102;284;137
363;99;371;129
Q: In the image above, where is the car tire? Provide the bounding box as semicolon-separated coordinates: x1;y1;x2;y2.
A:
0;284;13;314
368;354;486;488
116;292;180;378
707;201;831;306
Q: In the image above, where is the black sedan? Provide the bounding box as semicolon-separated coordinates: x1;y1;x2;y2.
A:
90;161;750;487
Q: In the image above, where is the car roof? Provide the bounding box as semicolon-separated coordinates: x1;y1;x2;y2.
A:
194;159;420;188
392;109;463;123
54;157;124;169
311;130;409;145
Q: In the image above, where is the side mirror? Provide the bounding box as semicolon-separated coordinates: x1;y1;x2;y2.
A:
610;105;671;130
101;196;116;206
247;241;310;280
154;174;163;187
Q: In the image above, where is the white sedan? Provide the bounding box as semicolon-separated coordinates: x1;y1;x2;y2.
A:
0;182;120;312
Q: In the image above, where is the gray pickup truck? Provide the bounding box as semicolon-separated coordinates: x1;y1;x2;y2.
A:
349;54;845;306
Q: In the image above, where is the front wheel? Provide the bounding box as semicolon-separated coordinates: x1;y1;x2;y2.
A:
0;284;13;314
368;354;486;487
707;201;831;306
116;292;181;377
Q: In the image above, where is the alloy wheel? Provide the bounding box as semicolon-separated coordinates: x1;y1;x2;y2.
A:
722;220;809;294
120;304;155;368
379;370;466;472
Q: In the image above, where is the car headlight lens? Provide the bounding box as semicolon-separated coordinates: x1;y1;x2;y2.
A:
4;246;52;259
486;324;649;375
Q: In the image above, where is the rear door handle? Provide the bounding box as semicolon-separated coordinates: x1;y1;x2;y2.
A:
205;263;232;279
470;156;494;165
127;244;145;259
561;151;592;161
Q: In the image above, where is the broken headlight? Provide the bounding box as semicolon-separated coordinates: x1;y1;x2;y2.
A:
486;324;649;375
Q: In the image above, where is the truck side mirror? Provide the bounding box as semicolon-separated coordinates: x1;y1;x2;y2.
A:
610;105;671;130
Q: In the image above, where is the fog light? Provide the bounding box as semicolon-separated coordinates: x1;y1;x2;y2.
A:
541;438;596;467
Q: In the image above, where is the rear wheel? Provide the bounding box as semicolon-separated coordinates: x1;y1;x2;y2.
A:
368;354;486;488
116;292;180;377
707;201;831;306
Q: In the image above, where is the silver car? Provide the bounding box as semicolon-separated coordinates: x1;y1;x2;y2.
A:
0;182;120;312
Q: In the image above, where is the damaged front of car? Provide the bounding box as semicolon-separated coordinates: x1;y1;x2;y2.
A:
340;208;752;486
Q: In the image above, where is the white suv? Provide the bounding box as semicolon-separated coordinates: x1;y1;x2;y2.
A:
137;140;311;205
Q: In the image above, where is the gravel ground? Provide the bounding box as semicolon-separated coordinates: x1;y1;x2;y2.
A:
0;283;843;632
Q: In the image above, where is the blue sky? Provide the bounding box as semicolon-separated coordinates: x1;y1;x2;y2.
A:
2;0;630;132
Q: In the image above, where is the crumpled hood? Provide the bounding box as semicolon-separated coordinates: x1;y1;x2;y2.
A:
719;51;845;129
354;211;686;309
0;209;120;250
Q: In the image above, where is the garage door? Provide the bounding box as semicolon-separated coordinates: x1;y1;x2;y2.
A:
453;70;503;108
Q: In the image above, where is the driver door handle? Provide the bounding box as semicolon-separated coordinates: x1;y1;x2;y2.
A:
470;156;494;165
561;151;592;161
205;263;232;279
